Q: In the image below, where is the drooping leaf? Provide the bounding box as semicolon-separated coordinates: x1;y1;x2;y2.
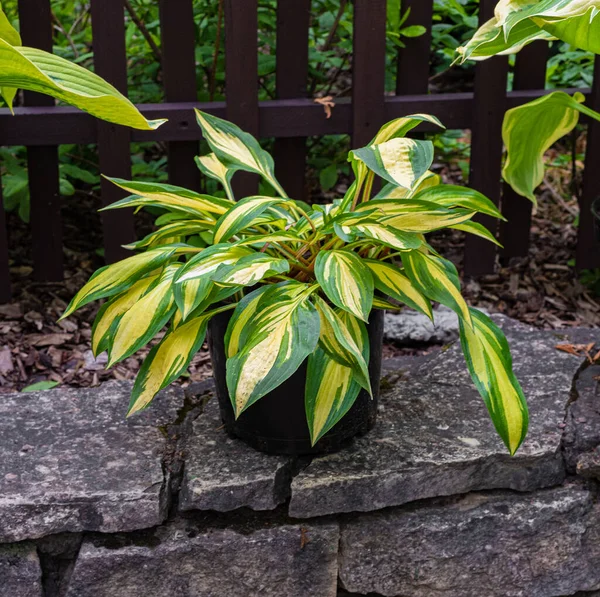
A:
305;309;370;445
102;178;232;217
125;220;214;250
0;40;165;129
383;207;474;233
213;196;286;243
195;153;238;201
91;274;159;356
343;222;422;251
365;259;433;318
313;295;371;392
226;282;320;416
314;250;374;322
459;307;529;455
351;138;434;190
107;265;180;366
61;247;176;319
402;250;472;325
411;184;505;219
537;6;600;53
194;109;286;196
450;221;502;246
128;305;234;416
502;91;600;202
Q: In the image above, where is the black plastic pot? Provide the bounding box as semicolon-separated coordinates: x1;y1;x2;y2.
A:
593;197;600;242
208;308;384;456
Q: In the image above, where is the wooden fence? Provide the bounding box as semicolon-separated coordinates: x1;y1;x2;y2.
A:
1;0;599;304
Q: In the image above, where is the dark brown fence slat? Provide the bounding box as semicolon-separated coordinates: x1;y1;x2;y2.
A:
18;0;64;282
577;57;600;270
90;0;134;264
0;184;10;302
273;0;311;201
352;0;387;149
224;0;259;198
464;0;509;277
500;42;549;262
396;0;434;95
159;0;200;191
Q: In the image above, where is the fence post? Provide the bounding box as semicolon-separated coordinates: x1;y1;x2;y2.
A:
500;42;548;262
396;0;433;96
90;0;135;264
577;57;600;270
18;0;64;282
273;0;311;201
464;0;508;276
224;0;259;198
352;0;387;150
159;0;201;191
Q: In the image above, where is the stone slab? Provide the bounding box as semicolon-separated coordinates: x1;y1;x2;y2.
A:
179;396;293;512
66;522;339;597
0;543;42;597
384;306;463;345
339;485;600;597
0;381;183;542
289;324;588;518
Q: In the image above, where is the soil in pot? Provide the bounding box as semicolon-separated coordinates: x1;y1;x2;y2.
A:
208;309;384;456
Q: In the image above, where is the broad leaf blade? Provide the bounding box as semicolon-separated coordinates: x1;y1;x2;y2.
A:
212;253;289;287
314;250;374;322
0;41;164;129
459;307;529;455
412;184;504;219
195;153;237;201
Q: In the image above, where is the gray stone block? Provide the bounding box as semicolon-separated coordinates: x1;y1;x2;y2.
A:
66;522;339;597
179;397;293;512
289;326;585;518
0;543;42;597
339;485;600;597
0;381;182;542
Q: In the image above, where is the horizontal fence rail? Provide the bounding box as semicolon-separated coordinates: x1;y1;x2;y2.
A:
0;0;599;301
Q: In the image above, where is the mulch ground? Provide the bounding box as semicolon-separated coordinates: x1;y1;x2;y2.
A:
1;144;598;393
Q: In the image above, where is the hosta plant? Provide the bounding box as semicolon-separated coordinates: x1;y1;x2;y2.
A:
62;110;529;454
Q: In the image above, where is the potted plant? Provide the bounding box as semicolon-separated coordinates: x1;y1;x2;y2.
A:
61;110;529;456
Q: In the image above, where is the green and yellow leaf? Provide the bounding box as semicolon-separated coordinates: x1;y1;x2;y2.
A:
107;265;180;366
195;109;287;196
0;39;165;129
412;184;504;219
61;247;176;319
365;260;432;318
459;307;529;455
402;250;472;325
314;250;374;322
450;221;502;246
194;153;237;202
212;253;289;287
344;222;422;251
226;282;320;416
383;208;474;233
125;220;214;250
0;4;21;46
128;304;235;416
101;178;232;217
91;274;159;356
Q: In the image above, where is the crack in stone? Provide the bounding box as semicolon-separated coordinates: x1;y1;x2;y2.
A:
37;533;83;597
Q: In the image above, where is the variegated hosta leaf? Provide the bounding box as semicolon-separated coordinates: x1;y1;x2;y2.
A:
450;221;502;246
226;282;320;416
411;184;505;219
537;6;600;53
0;39;165;129
0;5;21;46
61;247;176;319
383;208;474;233
102;178;232;217
211;253;290;287
314;250;374;322
370;114;445;146
313;295;371;392
213;196;286;243
365;260;432;318
305;309;370;445
128;305;234;416
225;285;272;359
107;265;180;366
237;231;301;247
91;274;159;356
194;109;287;197
125;220;214;250
374;170;441;200
372;295;403;311
459;307;529;455
351;138;434;190
343;222;422;252
402;250;472;325
503;91;600;202
194;153;237;201
174;244;254;319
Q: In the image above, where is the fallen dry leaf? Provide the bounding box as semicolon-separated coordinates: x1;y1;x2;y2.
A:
0;347;14;376
314;95;335;119
28;333;73;347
